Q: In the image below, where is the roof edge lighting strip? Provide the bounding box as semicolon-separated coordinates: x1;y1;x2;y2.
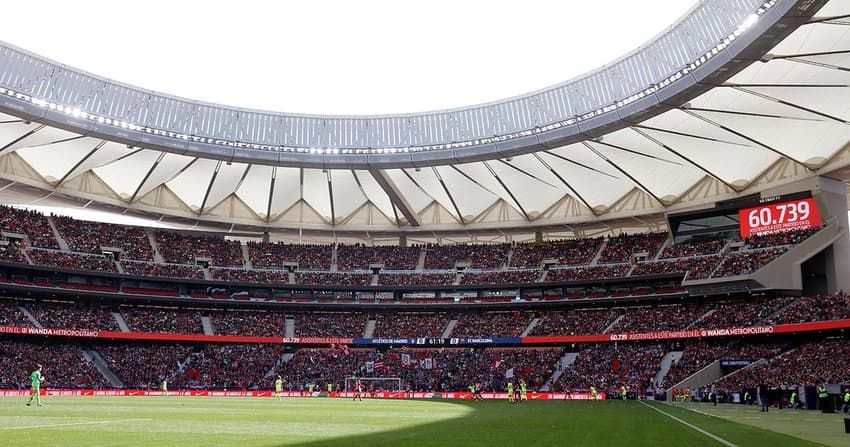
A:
0;1;778;157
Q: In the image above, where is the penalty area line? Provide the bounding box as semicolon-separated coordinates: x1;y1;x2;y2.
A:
0;418;152;430
639;401;738;447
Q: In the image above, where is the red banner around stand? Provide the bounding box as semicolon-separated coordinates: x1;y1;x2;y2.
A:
522;318;850;344
0;326;352;345
2;318;849;345
0;389;606;400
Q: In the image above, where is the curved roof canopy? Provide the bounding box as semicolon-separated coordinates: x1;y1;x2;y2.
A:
0;0;848;235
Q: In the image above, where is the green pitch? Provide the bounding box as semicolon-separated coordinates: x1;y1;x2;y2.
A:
0;397;844;447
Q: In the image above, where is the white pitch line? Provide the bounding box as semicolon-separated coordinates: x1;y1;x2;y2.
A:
0;418;152;430
639;401;738;447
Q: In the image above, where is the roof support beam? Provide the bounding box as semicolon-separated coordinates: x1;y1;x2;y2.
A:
582;142;666;207
680;108;812;168
627;126;740;192
368;168;420;227
532;153;599;216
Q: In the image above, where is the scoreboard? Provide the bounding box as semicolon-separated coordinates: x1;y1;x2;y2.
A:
668;191;823;241
738;196;821;238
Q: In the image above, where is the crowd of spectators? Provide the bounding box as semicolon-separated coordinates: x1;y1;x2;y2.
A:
630;256;721;279
713;338;847;390
0;299;30;326
451;311;533;338
247;241;332;270
210;268;289;285
97;343;192;389
660;238;725;259
745;227;820;250
0;340;111;389
120;306;203;334
336;244;420;270
28;249;117;273
598;232;666;264
372;312;450;338
768;292;850;324
546;264;630;282
208;310;288;337
27;301;118;331
609;304;703;333
53;215;154;261
423;244;508;270
660;340;782;389
710;248;787;278
461;270;539;285
296;272;372;286
530;309;621;336
698;296;795;330
0;242;27;263
555;342;665;393
293;312;368;337
509;238;604;268
378;273;455;286
155;232;244;267
276;346;562;393
121;261;205;280
173;343;284;390
0;205;58;249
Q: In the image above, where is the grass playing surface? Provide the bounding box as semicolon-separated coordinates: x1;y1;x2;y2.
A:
0;396;845;446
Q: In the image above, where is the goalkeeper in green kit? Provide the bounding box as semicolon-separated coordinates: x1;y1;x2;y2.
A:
26;364;44;406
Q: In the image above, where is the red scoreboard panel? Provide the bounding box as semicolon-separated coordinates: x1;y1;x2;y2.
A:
739;197;822;238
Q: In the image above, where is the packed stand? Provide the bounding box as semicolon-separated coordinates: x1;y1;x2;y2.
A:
714;338;849;390
97;343;192;389
336;244;420;270
210;268;289;285
276;346;561;393
0;242;27;263
630;256;721;279
698;296;795;330
0;340;111;389
28;249;117;273
27;301;118;331
423;243;508;270
461;270;539;285
0;299;31;326
745;227;820;250
293;312;368;337
208;310;287;337
379;272;455;286
546;264;630;282
609;304;704;333
662;340;783;389
174;343;284;390
660;238;725;259
120;260;205;280
598;232;666;264
555;342;664;393
509;238;604;268
530;309;621;336
371;312;450;338
0;205;58;249
451;311;533;338
296;272;372;286
53;215;154;261
120;306;203;334
155;231;244;267
710;248;787;278
247;241;332;270
769;292;850;324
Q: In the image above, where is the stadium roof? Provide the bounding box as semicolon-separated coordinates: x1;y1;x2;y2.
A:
0;0;848;239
